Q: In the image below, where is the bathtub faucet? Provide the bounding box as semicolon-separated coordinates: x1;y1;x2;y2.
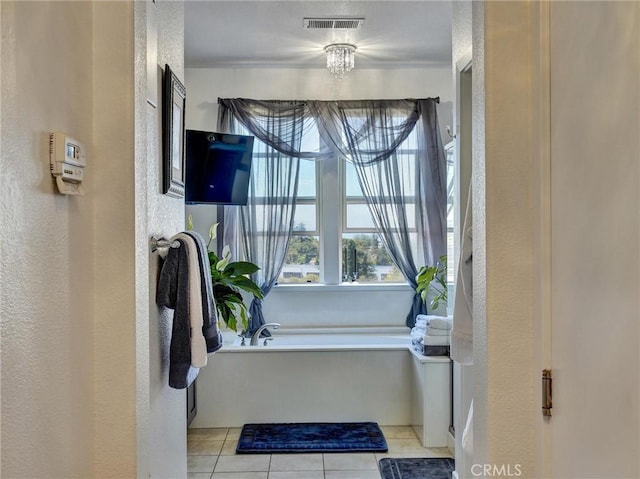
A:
250;323;280;346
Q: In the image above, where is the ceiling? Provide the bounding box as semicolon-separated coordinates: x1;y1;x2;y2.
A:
184;1;453;69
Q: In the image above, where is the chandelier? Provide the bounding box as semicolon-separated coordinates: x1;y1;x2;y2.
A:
324;43;357;80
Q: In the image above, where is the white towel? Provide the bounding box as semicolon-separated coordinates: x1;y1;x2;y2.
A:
424;326;451;337
172;233;208;368
422;334;450;346
451;184;473;365
416;314;452;330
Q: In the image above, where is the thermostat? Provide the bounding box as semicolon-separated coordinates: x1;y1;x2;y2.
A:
49;131;86;195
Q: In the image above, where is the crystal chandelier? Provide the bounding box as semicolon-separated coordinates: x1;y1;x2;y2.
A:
324;43;357;80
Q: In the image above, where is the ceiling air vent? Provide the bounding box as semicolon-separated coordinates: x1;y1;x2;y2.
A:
304;17;365;30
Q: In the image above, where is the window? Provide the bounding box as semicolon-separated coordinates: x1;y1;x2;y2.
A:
279;158;320;284
277;125;320;284
224;103;437;289
340;137;417;284
277;127;420;286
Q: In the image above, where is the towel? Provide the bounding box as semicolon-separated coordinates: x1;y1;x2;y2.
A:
424;326;451;337
156;238;200;389
416;314;452;330
184;231;223;353
422;334;450;346
173;233;208;368
452;184;473;365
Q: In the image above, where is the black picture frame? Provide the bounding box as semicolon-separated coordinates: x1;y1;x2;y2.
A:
162;64;186;198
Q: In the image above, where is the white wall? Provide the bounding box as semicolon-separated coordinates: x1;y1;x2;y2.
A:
140;2;188;477
1;2;94;477
1;1;186;477
186;67;453;149
470;1;538;476
92;3;139;476
450;2;544;477
185;67;452;331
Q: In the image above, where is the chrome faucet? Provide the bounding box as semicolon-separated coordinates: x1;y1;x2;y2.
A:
250;323;280;346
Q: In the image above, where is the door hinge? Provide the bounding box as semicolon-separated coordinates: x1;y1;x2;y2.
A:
542;369;552;417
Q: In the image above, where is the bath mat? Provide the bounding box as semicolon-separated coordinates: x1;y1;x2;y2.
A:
236;422;388;454
378;457;455;479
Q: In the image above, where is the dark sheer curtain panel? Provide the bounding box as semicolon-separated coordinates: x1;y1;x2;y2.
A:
218;97;447;331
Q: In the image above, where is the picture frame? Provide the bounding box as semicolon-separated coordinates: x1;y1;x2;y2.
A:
162;64;186;198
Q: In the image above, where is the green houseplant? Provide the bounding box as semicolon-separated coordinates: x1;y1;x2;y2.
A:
198;221;264;332
415;255;448;310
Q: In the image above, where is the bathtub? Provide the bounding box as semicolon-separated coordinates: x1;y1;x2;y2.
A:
232;329;412;349
192;328;451;447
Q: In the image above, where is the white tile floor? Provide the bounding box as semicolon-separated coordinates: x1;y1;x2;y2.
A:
187;426;452;478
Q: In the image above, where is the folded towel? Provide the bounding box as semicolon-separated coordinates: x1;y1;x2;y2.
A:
173;233;208;368
422;334;450;346
425;326;451;336
416;314;452;330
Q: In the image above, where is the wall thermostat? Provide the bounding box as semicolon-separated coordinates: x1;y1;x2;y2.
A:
49;131;86;195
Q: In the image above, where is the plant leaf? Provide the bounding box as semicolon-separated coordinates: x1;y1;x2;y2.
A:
225;261;260;276
216;301;236;331
239;305;249;332
216;257;230;271
213;284;242;300
209;223;219;241
229;276;264;298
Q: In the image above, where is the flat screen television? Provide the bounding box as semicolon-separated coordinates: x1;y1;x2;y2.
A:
185;130;254;205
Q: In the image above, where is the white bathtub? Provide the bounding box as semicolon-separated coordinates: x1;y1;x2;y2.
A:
192;328;451;447
231;329;412;349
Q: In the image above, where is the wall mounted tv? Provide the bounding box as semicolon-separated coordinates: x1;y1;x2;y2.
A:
185;130;254;205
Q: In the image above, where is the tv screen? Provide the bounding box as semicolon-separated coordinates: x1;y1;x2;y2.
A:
185;130;254;205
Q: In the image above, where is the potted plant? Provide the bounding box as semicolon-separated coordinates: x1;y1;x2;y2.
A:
201;222;264;332
415;255;448;311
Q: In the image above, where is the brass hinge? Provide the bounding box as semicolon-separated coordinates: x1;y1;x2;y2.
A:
542;369;552;417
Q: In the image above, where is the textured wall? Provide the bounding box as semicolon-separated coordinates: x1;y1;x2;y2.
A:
0;2;95;477
143;1;188;478
472;1;536;475
92;2;137;477
1;1;187;477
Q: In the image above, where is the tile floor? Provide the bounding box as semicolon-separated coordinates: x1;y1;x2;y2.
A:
187;425;452;478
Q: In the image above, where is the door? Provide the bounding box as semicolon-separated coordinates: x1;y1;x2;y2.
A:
547;2;639;477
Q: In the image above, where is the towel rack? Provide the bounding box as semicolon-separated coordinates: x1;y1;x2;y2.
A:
150;236;180;253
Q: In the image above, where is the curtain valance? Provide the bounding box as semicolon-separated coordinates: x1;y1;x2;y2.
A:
218;97;439;165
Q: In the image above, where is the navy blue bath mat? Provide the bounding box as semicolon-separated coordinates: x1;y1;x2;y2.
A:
379;457;455;479
236;422;388;454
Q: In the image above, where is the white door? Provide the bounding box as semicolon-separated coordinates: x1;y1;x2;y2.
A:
548;2;639;477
